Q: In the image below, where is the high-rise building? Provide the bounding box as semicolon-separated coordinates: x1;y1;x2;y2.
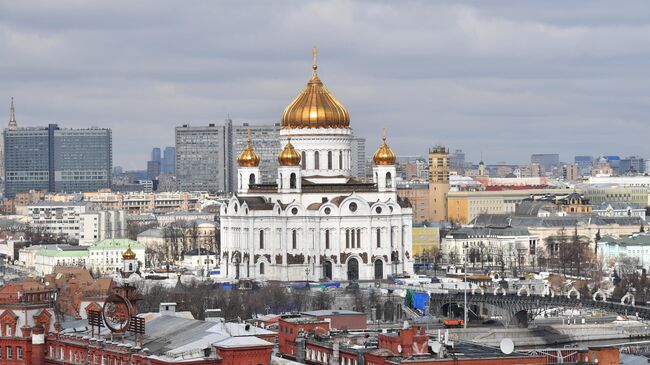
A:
4;123;112;197
175;123;229;193
162;146;176;174
449;149;466;169
620;156;645;174
230;123;281;189
562;164;579;181
530;153;559;171
350;137;366;179
0;98;18;178
151;147;161;163
574;155;593;177
428;146;449;222
147;160;161;180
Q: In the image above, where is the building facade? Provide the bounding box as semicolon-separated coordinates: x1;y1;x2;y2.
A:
175;124;229;193
230;123;281;189
350;137;366;179
530;153;559;171
428;146;449;222
220;52;414;282
597;233;650;270
4;123;112;198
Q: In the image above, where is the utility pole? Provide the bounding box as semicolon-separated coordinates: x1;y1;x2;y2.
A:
464;243;468;329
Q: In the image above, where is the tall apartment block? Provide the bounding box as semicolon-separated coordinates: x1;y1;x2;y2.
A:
175;123;230;193
4;123;112;198
428;146;449;222
230;123;281;190
350;137;366;179
162;146;176;174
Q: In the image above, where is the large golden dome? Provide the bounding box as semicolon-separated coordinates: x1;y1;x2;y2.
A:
373;133;396;165
278;138;301;166
281;48;350;129
237;129;260;167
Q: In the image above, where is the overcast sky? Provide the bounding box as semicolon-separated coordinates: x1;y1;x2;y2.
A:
1;1;649;169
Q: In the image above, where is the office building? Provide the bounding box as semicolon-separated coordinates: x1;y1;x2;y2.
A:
530;153;559;171
162;146;176;173
574;155;593;176
230;123;281;189
428;146;449;222
449;149;466;169
350;137;366;179
620;156;645;174
4;123;112;197
0;98;18;177
583;185;649;207
175;123;229;193
147;160;161;180
151;147;161;163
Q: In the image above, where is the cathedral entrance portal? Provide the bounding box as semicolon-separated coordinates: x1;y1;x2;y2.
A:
347;258;359;282
324;261;333;280
374;260;383;280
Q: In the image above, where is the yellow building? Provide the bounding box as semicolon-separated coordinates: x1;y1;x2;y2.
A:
411;226;440;259
428;146;449;222
447;188;572;224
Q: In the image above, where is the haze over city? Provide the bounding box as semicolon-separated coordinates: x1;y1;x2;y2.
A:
2;1;650;169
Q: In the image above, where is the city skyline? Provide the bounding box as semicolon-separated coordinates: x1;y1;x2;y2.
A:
3;1;650;169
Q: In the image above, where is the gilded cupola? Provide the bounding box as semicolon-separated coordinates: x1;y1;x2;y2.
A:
281;48;350;129
373;131;396;165
122;245;136;260
278;138;301;166
237;129;260;167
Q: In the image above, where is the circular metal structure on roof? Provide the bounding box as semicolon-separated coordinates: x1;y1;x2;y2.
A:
102;293;133;333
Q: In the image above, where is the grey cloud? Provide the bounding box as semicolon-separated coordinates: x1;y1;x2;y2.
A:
1;0;649;168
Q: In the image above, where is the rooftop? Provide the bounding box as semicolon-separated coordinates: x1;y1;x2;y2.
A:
90;239;144;250
301;310;364;317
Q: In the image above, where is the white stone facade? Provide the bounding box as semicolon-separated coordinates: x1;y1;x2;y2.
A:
220;128;414;282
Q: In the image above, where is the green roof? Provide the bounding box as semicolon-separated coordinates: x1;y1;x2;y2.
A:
89;239;145;250
600;234;650;246
37;249;88;257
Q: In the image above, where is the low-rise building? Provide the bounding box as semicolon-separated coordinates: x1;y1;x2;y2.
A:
441;226;539;269
447;188;571;224
88;239;145;274
33;245;88;274
597;233;650;270
182;248;218;273
593;202;646;221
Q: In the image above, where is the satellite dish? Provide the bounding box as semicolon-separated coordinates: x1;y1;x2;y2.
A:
397;344;403;353
429;341;442;354
500;338;514;355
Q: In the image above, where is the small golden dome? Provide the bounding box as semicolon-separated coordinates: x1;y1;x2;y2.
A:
373;133;396;165
123;245;136;260
281;48;350;129
278;138;301;166
237;129;260;167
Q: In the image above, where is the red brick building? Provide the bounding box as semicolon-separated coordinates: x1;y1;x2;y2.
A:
301;310;367;331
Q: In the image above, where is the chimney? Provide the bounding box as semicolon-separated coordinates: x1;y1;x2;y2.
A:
159;302;177;315
295;336;306;364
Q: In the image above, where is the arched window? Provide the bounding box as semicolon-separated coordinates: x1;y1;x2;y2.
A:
249;173;256;185
386;172;392;188
376;228;381;248
356;228;361;248
325;230;330;250
239;174;242;189
339;152;343;169
259;230;264;249
260;262;265;275
301;151;306;169
327;151;333;169
129;263;133;271
314;151;320;169
345;229;350;248
292;230;297;249
290;173;297;189
351;229;356;248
